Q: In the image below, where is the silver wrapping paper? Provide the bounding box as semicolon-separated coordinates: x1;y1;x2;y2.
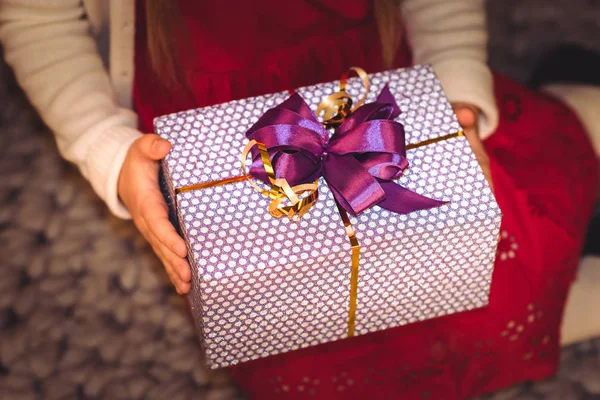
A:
155;65;502;369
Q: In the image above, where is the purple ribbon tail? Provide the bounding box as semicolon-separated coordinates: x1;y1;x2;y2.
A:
377;182;448;214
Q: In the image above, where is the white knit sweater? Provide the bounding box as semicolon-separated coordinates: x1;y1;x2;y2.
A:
0;0;598;219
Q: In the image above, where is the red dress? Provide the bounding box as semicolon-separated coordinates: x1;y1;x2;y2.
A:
133;1;599;398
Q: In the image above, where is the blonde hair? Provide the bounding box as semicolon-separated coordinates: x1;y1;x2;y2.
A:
146;0;403;87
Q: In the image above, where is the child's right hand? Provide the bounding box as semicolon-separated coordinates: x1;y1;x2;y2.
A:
118;134;192;294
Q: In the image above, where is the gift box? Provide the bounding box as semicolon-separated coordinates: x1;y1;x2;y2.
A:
155;65;502;369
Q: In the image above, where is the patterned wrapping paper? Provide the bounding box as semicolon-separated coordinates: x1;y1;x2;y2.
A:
155;65;502;369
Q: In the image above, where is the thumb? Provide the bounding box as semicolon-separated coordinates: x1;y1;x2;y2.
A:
452;102;479;130
133;134;172;161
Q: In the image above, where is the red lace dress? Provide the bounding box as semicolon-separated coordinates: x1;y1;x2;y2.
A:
133;1;598;398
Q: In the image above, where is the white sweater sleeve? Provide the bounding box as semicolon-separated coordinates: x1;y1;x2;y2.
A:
402;0;498;139
0;0;141;219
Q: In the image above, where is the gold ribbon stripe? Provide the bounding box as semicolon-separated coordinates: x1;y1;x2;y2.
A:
406;130;464;150
175;131;465;194
334;201;360;337
176;175;250;194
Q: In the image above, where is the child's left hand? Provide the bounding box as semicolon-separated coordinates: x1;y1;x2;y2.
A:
452;103;494;193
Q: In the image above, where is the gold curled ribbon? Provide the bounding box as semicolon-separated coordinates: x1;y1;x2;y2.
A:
240;140;319;221
174;66;466;338
316;66;369;129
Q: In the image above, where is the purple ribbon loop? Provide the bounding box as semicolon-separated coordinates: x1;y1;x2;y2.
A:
246;85;446;216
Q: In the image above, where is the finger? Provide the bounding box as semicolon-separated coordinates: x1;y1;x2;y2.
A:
452;102;479;129
452;102;478;116
178;282;191;295
464;126;485;157
151;242;187;294
156;238;192;285
153;217;188;258
148;236;188;291
168;259;192;294
136;215;190;293
456;108;477;129
462;127;494;193
140;193;188;257
163;246;192;285
132;134;172;161
143;213;192;283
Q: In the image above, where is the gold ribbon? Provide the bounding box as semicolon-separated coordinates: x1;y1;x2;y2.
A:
335;200;360;336
240;140;319;221
316;66;369;129
175;67;464;338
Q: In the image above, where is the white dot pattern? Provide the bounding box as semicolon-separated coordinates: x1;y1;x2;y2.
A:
155;65;502;369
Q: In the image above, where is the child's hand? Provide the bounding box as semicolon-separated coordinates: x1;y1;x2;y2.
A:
452;103;494;193
118;134;192;294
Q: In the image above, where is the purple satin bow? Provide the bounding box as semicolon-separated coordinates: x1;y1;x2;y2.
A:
246;86;446;216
